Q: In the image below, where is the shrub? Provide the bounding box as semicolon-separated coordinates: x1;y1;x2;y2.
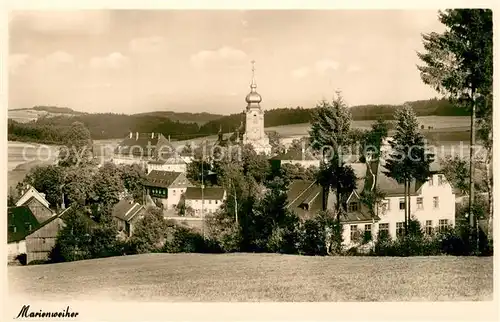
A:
164;225;220;253
298;219;327;256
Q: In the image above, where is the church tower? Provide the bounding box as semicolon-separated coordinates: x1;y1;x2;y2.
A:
242;61;272;155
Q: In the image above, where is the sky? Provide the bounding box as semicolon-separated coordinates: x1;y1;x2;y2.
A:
8;10;446;115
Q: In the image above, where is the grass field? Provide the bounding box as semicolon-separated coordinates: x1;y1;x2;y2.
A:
8;253;492;302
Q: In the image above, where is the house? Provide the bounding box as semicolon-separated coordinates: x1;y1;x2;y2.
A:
285;180;334;219
112;132;175;168
144;171;193;210
147;157;187;174
15;185;55;223
269;148;321;171
7;206;42;262
24;207;77;264
341;160;456;246
184;186;226;216
112;199;146;237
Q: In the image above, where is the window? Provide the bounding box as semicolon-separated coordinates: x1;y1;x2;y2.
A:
433;197;439;209
429;176;434;186
209;200;212;205
348;202;359;212
438;219;449;232
399;198;405;210
364;224;372;241
417;197;424;210
350;225;359;242
216;200;219;205
438;175;444;185
425;220;433;235
396;222;404;239
378;223;389;239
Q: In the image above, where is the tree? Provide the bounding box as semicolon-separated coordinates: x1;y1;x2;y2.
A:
118;164;146;203
417;9;493;246
177;192;186;216
63;164;97;207
58;121;93;167
383;105;434;236
19;165;65;208
129;207;169;253
90;162;125;221
267;131;285;155
51;207;93;262
309;92;354;214
316;156;357;222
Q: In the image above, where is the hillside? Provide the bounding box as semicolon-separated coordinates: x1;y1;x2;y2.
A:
8;253;493;302
134;111;223;125
7;98;470;144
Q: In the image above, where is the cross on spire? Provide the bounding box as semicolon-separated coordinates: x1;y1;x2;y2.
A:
250;60;257;89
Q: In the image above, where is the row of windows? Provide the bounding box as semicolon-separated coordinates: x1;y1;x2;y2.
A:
191;200;220;205
349;219;450;241
350;196;442;214
385;196;440;211
194;208;214;214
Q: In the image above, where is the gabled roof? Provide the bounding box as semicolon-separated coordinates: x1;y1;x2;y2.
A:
375;162;423;197
286;180;325;219
7;206;41;243
16;185;50;208
185;187;225;200
115;133;174;157
144;171;183;189
148;157;186;165
112;200;145;222
270;149;320;161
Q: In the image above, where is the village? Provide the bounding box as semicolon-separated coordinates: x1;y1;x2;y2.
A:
6;9;493;308
8;62;467;265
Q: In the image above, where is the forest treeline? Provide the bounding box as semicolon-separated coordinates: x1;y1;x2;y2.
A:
8;98;467;144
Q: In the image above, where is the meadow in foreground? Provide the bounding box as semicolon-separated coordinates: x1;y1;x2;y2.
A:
9;253;492;302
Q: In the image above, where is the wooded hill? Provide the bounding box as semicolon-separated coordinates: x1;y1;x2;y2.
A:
8;98;468;143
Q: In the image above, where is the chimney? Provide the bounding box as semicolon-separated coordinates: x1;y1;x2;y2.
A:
129;132;133;139
136;132;139;140
168;135;171;142
13;226;16;233
40;193;46;199
151;132;155;139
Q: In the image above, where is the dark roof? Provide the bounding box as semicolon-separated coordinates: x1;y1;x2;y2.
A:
375;162;423;196
342;211;378;223
144;171;182;189
112;200;144;222
26;206;95;239
270;149;320;161
115;133;174;157
8;206;41;243
184;187;225;200
286;180;325;219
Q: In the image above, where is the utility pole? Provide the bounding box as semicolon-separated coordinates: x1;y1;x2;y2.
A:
201;140;205;238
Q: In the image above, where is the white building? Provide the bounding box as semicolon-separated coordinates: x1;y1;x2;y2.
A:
242;61;272;155
112;132;175;168
341;161;456;246
147;157;187;174
144;171;193;210
184;187;226;217
269;148;321;170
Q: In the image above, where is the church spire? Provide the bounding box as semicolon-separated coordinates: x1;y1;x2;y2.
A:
245;60;262;106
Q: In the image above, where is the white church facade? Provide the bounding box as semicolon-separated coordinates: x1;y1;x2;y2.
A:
242;61;272;155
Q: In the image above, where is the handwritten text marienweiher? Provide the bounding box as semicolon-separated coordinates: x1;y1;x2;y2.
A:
15;305;79;319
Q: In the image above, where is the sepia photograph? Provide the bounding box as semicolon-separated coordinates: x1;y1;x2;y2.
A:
5;6;494;313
